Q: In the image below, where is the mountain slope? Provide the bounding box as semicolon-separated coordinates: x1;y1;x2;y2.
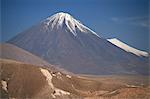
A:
8;12;149;75
0;43;50;66
107;38;148;57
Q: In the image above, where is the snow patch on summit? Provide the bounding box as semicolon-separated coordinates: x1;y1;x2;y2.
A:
44;12;100;37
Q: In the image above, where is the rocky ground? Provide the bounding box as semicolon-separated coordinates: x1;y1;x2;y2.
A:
0;59;150;99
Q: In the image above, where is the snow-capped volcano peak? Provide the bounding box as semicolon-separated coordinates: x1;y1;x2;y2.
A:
45;12;73;27
44;12;100;37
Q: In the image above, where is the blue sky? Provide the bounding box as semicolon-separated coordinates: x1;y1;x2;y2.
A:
1;0;149;51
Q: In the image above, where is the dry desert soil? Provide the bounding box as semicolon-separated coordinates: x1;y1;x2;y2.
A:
0;59;150;99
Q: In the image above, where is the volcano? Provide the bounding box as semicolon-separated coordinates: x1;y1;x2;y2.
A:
8;12;149;75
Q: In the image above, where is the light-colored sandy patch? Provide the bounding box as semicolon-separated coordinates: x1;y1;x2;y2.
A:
40;68;70;97
66;75;72;78
40;68;54;89
54;88;70;95
57;72;61;75
1;80;8;92
125;84;139;88
10;98;16;99
52;74;56;76
107;90;118;95
51;93;56;98
93;90;109;96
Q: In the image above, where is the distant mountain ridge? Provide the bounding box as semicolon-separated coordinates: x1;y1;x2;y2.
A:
8;12;149;75
0;43;50;66
0;43;72;73
107;38;148;57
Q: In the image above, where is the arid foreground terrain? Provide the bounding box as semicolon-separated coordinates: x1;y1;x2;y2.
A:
0;59;149;99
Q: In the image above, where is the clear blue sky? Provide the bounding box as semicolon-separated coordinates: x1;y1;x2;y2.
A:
1;0;149;51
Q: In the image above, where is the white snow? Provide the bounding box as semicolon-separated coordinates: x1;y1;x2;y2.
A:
107;38;148;57
44;12;100;37
40;68;70;97
1;80;8;92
